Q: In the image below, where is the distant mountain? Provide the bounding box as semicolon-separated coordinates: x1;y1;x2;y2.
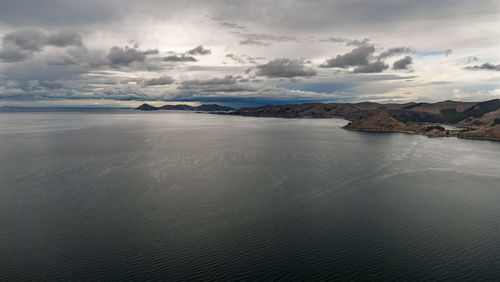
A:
136;103;159;111
136;103;235;112
194;104;235;111
158;104;194;110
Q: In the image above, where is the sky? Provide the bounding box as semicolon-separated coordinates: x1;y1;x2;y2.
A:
0;0;499;108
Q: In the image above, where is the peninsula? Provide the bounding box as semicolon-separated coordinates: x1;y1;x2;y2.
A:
229;99;500;141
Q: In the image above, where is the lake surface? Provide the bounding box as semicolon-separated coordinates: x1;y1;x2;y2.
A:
1;109;500;281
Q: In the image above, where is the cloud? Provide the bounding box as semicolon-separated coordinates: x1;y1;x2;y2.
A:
180;75;238;87
82;45;158;68
239;39;271;46
0;29;83;62
0;46;31;62
226;54;246;64
210;17;247;30
3;29;48;51
163;54;197;62
466;63;500;71
143;49;159;55
177;75;254;94
320;44;375;68
186;45;211;55
46;30;83;47
233;32;295;47
256;58;317;78
107;46;151;67
225;54;261;64
322;37;348;43
466;56;479;63
219;22;246;29
143;75;175;86
320;44;412;73
378;47;414;59
393;56;413;70
44;54;78;66
1;1;499;106
353;61;388;73
346;38;370;46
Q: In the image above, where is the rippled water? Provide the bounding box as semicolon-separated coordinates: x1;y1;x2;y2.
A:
1;109;499;281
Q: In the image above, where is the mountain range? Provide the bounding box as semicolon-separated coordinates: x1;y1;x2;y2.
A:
136;103;235;112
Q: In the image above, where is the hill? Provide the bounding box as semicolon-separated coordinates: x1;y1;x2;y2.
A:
231;99;500;141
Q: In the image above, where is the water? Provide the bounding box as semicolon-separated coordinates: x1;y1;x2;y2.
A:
1;109;499;281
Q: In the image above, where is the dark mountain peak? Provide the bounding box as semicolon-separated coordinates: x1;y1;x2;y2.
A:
136;103;158;111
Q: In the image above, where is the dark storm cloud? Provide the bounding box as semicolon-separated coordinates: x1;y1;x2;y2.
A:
163;54;197;62
106;46;150;67
186;45;211;55
83;45;159;68
46;30;83;47
3;29;82;50
393;56;413;70
466;63;500;71
44;54;78;66
142;75;175;86
320;45;375;68
0;46;30;62
353;61;388;73
377;47;414;59
320;44;412;73
0;29;83;62
256;58;316;78
3;29;47;51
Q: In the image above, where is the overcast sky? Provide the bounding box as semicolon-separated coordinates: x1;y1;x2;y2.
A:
0;0;499;107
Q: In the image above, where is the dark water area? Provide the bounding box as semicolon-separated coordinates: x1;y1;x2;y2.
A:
1;109;499;281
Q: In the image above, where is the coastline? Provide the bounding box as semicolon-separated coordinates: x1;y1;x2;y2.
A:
136;99;500;142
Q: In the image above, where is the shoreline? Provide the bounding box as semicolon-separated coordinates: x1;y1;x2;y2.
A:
136;99;500;142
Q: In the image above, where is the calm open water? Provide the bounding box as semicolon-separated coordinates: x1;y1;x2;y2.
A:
1;109;499;281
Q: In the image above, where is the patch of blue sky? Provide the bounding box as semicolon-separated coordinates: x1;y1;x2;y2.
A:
276;82;354;93
414;50;445;57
